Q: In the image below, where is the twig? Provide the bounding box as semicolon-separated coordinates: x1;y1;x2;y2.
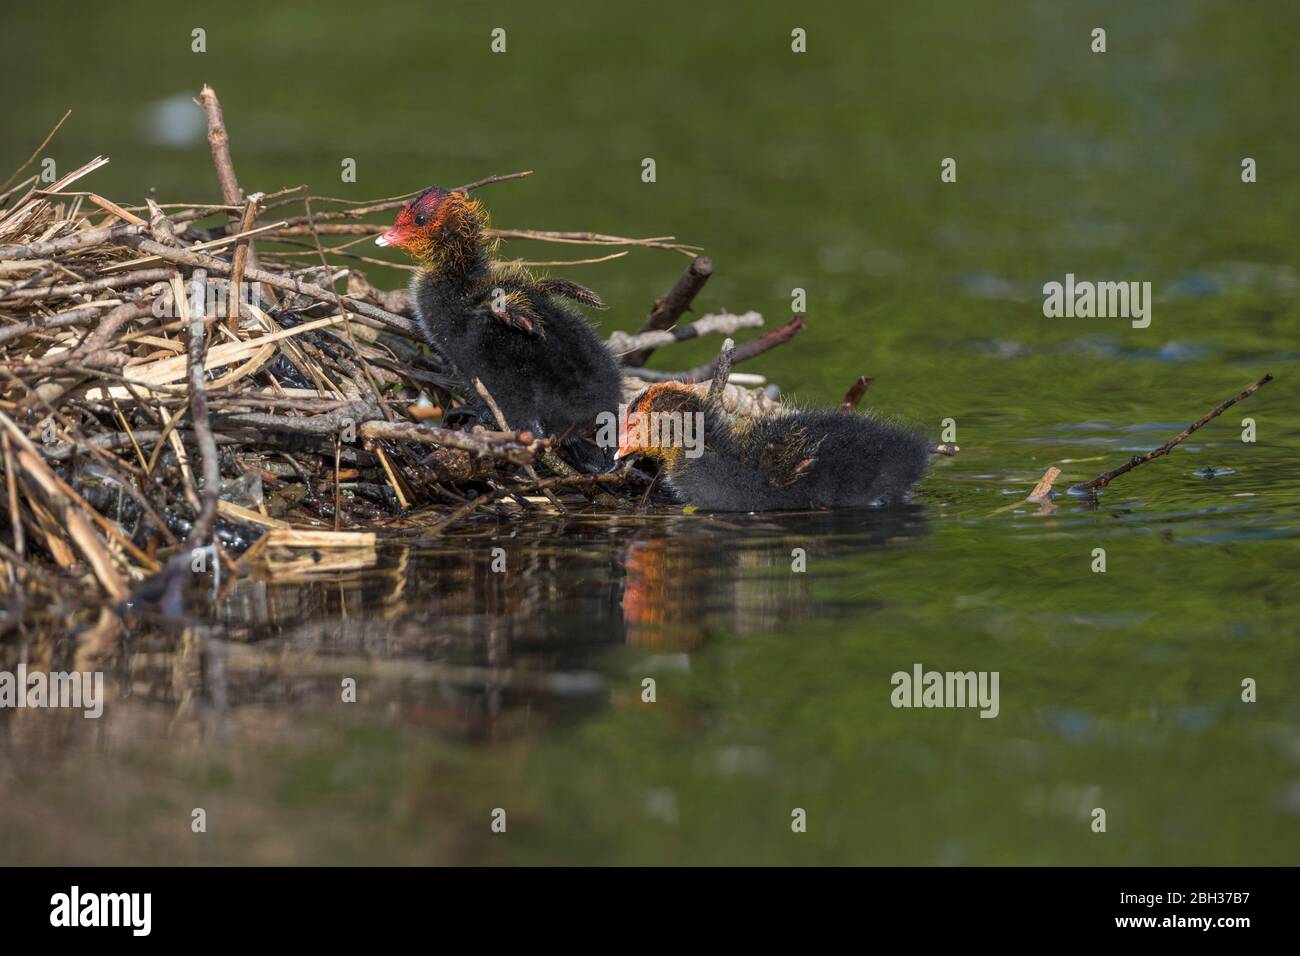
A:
473;377;566;513
212;408;546;464
1071;373;1274;494
989;465;1061;516
622;255;713;366
707;338;735;403
0;268;172;303
227;191;264;331
426;473;628;535
118;234;416;336
175;272;221;548
839;375;874;411
453;170;535;194
484;228;699;255
472;377;511;434
632;316;805;383
2;431;25;559
0;222;149;260
196;86;245;221
0;302;127;346
353;420;538;462
0;109;72;193
250;171;533;231
1027;466;1061;501
606;310;761;358
0;409;129;601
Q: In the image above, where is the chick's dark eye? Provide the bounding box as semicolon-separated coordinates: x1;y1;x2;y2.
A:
413;214;427;227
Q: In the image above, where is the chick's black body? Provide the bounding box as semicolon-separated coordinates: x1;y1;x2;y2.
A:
415;267;623;439
640;389;929;511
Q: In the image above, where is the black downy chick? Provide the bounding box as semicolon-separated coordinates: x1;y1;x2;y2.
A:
376;187;622;462
616;382;930;511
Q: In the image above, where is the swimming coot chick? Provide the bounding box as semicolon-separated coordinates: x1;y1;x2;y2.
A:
615;382;929;511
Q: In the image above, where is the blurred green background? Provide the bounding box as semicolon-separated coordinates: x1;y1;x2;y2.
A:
1;0;1298;865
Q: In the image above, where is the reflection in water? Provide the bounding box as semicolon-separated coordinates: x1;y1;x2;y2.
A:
2;508;931;750
620;510;928;646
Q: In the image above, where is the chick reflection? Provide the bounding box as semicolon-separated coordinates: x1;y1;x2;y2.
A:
620;508;930;647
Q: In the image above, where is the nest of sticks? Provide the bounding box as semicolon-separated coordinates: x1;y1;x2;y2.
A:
0;87;1275;636
0;87;817;626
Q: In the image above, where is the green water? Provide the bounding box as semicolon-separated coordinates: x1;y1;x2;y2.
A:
2;1;1299;864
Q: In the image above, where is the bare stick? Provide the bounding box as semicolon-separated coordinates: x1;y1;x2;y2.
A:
0;302;128;346
227;191;264;331
427;473;628;535
839;375;874;412
1027;466;1061;501
632;316;805;383
250;171;533;231
0;410;129;601
606;310;761;357
175;272;221;548
0;222;149;260
1;109;71;193
208;402;542;464
251;221;692;251
355;420;541;464
473;377;567;512
623;256;714;367
989;464;1061;516
197;87;244;216
707;338;735;403
0;268;172;303
484;229;699;255
473;379;614;508
453;170;535;194
119;234;417;336
472;378;511;433
2;431;25;559
1071;373;1274;494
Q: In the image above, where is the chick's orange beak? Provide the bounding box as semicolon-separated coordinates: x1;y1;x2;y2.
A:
374;226;403;248
615;411;641;460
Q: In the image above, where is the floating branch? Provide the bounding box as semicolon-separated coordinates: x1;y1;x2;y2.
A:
989;464;1060;516
1028;466;1061;501
1070;373;1274;494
